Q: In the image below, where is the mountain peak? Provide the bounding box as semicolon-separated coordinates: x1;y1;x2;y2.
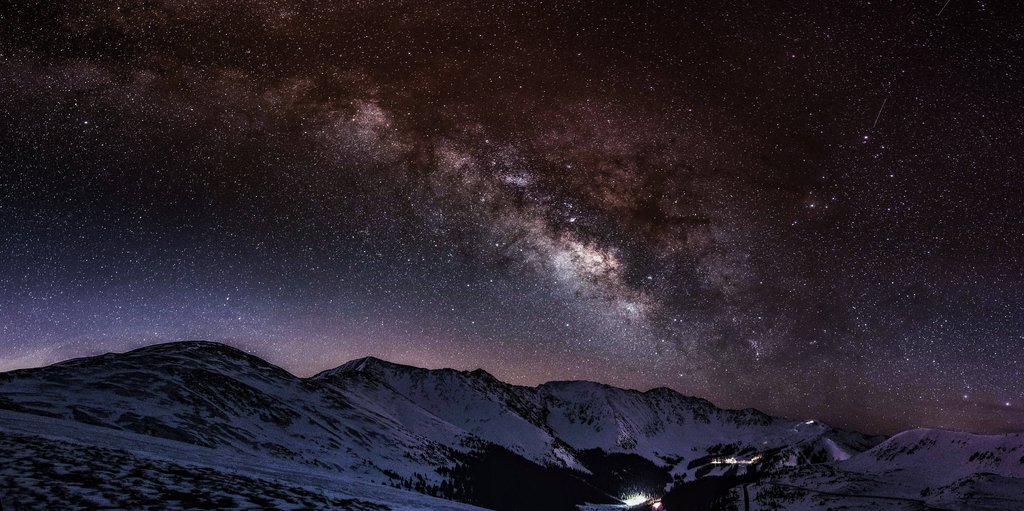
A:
114;340;296;381
467;367;496;380
316;356;500;383
339;356;389;371
128;340;248;357
40;341;258;372
313;355;416;380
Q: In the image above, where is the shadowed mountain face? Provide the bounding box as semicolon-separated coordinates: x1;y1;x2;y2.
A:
1;341;1021;510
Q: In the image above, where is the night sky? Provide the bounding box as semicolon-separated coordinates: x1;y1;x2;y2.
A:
1;0;1022;435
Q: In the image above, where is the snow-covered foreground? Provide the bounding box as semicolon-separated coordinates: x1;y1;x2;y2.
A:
0;409;487;510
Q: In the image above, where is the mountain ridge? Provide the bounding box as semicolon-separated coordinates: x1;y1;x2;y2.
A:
128;340;815;428
29;341;874;437
2;340;1021;510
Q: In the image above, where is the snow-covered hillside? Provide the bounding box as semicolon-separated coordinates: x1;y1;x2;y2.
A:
0;409;486;511
734;428;1024;510
1;341;1022;510
538;381;877;479
845;428;1024;482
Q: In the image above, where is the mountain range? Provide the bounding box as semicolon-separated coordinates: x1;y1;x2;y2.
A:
0;341;1021;510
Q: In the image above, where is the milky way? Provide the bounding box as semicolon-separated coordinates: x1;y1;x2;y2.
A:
1;0;1022;434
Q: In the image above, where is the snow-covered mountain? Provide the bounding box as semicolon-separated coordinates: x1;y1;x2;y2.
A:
718;428;1024;510
844;428;1024;481
0;341;1021;510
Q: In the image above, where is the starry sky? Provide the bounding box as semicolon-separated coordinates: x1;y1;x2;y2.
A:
1;0;1022;435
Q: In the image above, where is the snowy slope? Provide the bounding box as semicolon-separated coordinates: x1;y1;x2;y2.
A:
0;342;457;485
844;428;1024;482
0;409;487;511
318;357;585;471
321;357;878;475
540;381;877;479
736;429;1024;510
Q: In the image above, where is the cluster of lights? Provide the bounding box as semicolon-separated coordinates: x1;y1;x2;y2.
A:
710;453;763;465
621;494;662;509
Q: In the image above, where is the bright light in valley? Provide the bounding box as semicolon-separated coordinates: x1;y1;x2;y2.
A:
622;494;650;506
